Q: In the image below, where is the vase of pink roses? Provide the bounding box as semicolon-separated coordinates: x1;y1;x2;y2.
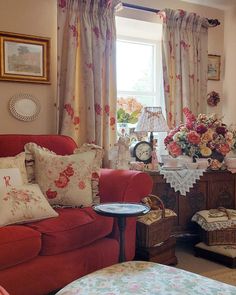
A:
164;108;235;169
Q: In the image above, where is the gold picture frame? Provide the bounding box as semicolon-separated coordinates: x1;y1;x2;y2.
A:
208;54;220;81
0;31;50;84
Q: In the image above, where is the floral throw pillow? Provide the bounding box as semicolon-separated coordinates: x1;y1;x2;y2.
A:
0;184;58;227
74;144;103;205
24;143;100;207
0;152;28;184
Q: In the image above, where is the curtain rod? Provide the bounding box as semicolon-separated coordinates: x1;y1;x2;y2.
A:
122;3;220;27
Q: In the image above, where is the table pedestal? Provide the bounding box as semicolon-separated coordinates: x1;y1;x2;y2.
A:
117;216;126;262
93;202;150;263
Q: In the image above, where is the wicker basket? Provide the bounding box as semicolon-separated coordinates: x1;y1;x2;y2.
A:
201;227;236;246
136;195;176;248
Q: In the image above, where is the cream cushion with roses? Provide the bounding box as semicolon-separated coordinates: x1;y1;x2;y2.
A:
24;143;100;207
74;143;103;205
0;152;28;184
0;184;58;227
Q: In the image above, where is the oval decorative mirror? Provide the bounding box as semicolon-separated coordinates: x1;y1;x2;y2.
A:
9;93;41;121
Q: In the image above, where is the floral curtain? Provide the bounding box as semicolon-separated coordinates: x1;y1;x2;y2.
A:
57;0;121;165
160;9;210;128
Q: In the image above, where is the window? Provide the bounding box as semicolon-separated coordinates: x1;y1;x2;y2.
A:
116;17;164;112
117;38;157;106
116;17;168;156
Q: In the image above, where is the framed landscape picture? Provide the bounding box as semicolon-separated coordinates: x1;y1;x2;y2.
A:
0;31;50;84
208;54;220;81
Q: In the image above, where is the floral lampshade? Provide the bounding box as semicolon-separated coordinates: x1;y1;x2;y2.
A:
135;107;169;132
135;107;169;145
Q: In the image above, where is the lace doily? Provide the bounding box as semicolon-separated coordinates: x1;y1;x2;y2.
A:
159;168;205;196
192;209;236;231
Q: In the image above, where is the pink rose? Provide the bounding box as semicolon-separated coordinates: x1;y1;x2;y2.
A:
63;165;74;177
73;116;80;125
187;131;201;145
218;143;230;156
164;135;173;145
95;103;102;115
58;0;66;8
46;189;57;199
18;191;30;202
167;142;182;157
110;117;116;126
78;181;86;190
54;173;69;188
92;172;99;179
93;27;100;39
64;104;74;119
104;105;110;115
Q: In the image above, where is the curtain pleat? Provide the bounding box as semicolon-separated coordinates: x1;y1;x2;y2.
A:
57;0;121;165
160;8;209;128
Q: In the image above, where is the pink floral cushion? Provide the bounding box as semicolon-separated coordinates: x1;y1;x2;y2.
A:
24;143;101;207
0;184;58;226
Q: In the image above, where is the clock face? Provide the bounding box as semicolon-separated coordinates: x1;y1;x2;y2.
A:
135;142;152;162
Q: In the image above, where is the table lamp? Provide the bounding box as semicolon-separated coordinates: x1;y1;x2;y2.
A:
135;106;169;146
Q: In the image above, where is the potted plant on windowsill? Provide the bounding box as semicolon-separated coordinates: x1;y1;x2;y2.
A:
117;97;143;135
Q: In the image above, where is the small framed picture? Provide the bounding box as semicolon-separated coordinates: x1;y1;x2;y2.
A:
0;31;50;84
208;54;220;81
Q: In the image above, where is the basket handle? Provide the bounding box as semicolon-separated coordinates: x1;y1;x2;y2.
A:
147;194;166;219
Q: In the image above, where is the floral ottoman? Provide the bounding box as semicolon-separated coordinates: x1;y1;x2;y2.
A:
56;261;236;295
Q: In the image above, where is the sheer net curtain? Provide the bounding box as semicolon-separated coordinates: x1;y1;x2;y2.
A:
160;9;210;128
57;0;121;165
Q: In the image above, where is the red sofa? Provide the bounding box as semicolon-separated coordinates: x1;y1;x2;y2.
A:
0;134;153;295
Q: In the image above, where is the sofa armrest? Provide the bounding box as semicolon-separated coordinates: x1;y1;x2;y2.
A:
99;168;153;203
99;168;153;261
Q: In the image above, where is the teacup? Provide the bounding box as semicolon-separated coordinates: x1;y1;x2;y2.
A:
195;158;210;169
185;162;198;169
177;155;193;167
225;157;236;169
164;158;179;168
160;155;171;164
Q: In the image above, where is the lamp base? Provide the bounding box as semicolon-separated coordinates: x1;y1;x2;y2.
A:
149;132;154;147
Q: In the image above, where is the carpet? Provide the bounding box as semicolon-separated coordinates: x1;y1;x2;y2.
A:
201;269;236;286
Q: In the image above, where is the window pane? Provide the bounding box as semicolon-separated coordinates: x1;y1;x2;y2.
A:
116;40;154;93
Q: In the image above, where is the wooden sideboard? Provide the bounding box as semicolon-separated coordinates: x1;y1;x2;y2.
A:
147;170;236;236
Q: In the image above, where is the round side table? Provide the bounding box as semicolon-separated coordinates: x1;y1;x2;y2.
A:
93;202;150;262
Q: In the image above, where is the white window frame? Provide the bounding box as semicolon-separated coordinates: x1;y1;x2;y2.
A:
117;35;163;108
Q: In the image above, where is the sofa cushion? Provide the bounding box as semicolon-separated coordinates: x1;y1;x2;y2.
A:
24;143;99;207
0;184;58;227
0;152;28;184
26;208;114;255
0;225;41;270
